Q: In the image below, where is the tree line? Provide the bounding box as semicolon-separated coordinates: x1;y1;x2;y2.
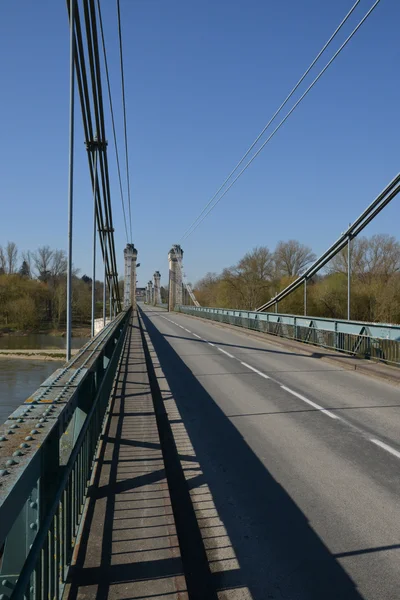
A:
0;242;114;332
193;235;400;323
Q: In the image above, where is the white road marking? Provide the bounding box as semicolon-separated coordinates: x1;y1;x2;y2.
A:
217;348;235;359
240;361;270;379
280;385;338;419
155;313;400;458
370;439;400;460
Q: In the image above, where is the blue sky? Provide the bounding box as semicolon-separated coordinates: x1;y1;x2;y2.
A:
0;0;398;288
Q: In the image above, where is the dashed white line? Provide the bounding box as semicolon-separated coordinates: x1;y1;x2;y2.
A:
280;385;338;419
240;361;270;379
370;439;400;460
157;313;400;461
217;348;235;359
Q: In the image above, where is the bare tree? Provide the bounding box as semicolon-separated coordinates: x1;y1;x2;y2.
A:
274;240;316;277
328;237;368;276
237;246;274;280
329;234;400;281
364;234;400;279
51;249;67;279
224;247;274;309
33;246;54;282
6;241;18;274
194;272;221;306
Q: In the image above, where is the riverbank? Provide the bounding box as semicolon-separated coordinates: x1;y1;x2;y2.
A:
0;349;79;361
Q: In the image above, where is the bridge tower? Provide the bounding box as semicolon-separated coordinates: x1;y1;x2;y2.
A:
154;271;161;305
123;243;138;309
168;245;183;311
147;280;154;306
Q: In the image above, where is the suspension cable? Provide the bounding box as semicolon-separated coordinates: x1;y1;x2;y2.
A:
116;0;133;244
181;0;381;242
96;0;129;244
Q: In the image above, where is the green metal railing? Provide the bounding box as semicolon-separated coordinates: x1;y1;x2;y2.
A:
0;309;131;599
177;306;400;367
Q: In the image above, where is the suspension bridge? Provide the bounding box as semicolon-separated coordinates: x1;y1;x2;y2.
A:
1;1;400;599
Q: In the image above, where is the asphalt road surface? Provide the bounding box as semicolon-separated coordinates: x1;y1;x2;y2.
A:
140;303;400;600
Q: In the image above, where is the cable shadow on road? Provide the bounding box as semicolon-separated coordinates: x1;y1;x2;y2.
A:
226;402;400;418
140;309;366;600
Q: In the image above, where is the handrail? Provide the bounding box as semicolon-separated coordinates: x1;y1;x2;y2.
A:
0;309;131;599
177;305;400;366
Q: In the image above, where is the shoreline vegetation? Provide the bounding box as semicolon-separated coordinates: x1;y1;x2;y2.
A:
0;242;123;334
192;237;400;324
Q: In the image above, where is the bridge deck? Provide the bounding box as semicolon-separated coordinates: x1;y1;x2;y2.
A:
64;315;188;599
62;304;400;599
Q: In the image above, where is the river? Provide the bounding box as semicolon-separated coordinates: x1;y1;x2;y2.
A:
0;334;87;350
0;358;64;425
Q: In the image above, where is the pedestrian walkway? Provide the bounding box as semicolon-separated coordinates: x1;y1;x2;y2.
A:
64;315;188;600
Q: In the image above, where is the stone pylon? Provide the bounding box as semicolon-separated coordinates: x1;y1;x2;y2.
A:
147;281;154;305
153;271;161;305
168;245;183;311
124;243;138;309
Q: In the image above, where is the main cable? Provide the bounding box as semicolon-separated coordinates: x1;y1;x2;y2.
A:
181;0;382;241
68;0;122;309
96;0;129;244
116;0;133;244
180;0;360;241
86;0;120;306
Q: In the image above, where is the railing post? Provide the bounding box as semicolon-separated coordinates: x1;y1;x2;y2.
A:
90;139;98;338
109;279;112;321
103;233;107;327
347;235;351;321
66;0;76;361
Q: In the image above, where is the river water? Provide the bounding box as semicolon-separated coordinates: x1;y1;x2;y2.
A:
0;334;87;350
0;359;64;425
